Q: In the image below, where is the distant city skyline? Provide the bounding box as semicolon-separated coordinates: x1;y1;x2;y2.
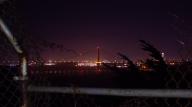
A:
1;0;192;61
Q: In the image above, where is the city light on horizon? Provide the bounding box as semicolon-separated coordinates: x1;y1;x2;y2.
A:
4;0;190;61
1;1;192;107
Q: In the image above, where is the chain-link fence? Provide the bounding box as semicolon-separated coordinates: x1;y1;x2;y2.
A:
1;62;192;107
25;63;192;107
1;0;192;107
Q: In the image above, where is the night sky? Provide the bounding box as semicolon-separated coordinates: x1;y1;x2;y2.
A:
4;0;192;61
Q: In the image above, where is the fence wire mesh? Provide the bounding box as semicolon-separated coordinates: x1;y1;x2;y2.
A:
1;0;192;107
25;65;192;107
0;66;21;107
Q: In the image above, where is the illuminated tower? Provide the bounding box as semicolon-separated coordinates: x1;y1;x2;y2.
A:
161;52;166;60
96;47;101;66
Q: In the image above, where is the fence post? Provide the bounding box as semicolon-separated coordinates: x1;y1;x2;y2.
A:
0;18;28;107
20;54;28;107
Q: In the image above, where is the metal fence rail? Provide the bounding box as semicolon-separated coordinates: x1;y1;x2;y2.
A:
1;1;192;106
28;86;192;98
0;18;28;107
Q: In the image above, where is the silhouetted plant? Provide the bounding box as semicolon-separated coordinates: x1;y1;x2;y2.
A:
140;40;167;72
117;52;139;72
140;40;169;88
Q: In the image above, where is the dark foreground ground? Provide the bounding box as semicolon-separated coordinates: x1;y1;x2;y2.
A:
1;64;192;107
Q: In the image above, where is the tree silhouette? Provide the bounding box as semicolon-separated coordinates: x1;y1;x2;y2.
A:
140;40;168;88
117;52;139;72
140;40;167;73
